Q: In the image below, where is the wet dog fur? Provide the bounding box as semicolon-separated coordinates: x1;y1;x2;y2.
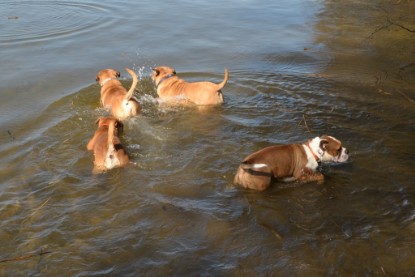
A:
87;117;129;173
233;135;349;191
151;66;228;105
96;68;140;120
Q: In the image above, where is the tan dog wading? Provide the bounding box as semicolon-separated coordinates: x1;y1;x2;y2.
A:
87;117;129;173
96;68;140;120
233;135;349;191
151;66;229;105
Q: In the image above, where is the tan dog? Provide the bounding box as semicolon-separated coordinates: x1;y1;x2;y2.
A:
151;66;229;105
87;117;129;173
96;68;140;120
233;135;349;191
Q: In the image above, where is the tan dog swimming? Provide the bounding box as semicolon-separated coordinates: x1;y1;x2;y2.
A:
87;117;129;173
151;66;229;105
96;68;140;120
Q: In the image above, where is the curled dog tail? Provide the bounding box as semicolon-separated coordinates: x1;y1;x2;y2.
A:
216;67;229;90
124;68;138;101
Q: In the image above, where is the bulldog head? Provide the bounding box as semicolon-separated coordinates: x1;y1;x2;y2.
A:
318;135;349;163
96;69;120;86
151;66;176;87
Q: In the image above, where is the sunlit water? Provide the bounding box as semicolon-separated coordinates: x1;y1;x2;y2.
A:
1;0;414;275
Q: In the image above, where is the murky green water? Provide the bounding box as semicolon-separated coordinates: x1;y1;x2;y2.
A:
1;0;414;275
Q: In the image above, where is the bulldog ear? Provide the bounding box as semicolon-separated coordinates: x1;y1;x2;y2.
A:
320;139;329;150
95;117;101;125
173;70;176;75
152;68;160;77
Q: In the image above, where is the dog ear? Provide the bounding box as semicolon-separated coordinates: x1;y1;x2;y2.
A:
152;68;160;77
116;71;121;78
95;117;101;125
320;139;329;150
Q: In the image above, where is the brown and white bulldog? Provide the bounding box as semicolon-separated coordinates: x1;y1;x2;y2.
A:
87;117;129;173
151;66;229;105
96;68;140;120
233;135;349;191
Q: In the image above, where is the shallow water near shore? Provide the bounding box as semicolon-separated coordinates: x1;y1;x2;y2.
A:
1;0;415;275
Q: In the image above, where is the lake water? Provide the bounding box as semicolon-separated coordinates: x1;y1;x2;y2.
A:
1;0;414;275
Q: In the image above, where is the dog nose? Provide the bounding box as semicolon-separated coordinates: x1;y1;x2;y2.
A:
344;149;349;155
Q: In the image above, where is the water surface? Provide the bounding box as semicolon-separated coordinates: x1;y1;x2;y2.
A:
1;0;414;275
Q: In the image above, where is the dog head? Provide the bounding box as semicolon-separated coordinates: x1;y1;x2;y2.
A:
151;66;176;86
96;69;121;85
318;135;349;163
96;117;124;134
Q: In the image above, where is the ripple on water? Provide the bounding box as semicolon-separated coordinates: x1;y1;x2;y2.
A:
0;1;113;45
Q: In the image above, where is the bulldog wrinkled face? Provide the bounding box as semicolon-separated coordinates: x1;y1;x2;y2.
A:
320;135;349;163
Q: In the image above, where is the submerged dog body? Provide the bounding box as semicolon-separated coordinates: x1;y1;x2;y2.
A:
233;135;349;191
96;68;140;120
151;66;229;105
87;117;129;173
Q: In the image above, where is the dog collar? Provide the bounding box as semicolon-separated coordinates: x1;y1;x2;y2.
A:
156;73;175;88
306;143;320;162
100;77;117;87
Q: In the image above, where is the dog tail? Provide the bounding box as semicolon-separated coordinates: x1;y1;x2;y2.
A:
217;67;229;90
241;162;268;170
240;162;272;177
124;68;138;101
107;119;116;153
104;118;120;169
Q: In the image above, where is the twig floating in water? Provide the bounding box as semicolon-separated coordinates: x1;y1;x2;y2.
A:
7;130;16;140
387;19;415;33
396;89;415;103
0;248;52;263
298;114;312;134
22;197;51;224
